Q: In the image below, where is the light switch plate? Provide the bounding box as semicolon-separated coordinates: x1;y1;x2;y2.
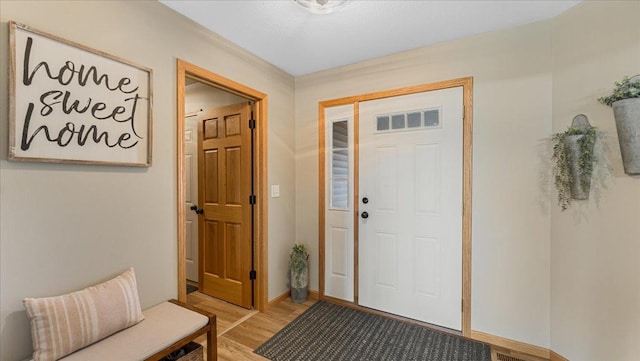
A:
271;185;280;198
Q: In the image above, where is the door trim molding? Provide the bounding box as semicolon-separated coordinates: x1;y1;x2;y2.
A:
318;77;473;335
177;59;268;311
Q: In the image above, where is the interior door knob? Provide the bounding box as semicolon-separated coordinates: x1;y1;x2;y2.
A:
361;211;369;219
190;205;204;215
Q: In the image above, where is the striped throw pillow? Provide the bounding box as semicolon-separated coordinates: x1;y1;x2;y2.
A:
24;268;145;361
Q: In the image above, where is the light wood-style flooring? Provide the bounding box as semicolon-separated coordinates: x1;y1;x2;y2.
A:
187;290;315;361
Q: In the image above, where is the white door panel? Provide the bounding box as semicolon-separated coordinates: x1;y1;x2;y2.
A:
324;104;356;302
415;144;440;214
185;119;199;282
358;87;463;330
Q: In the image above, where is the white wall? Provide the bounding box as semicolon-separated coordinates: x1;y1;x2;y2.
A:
0;2;295;360
295;21;553;348
550;2;640;360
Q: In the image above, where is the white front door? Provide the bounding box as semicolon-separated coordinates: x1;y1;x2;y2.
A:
358;87;463;330
185;117;199;282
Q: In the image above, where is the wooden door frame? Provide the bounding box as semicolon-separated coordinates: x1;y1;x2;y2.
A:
318;77;473;336
177;59;268;312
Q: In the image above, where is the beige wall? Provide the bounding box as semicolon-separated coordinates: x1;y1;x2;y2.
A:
550;2;640;360
0;1;295;360
295;21;553;348
1;1;638;360
185;82;247;114
296;3;640;356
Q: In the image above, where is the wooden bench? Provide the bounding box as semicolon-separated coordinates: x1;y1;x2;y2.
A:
58;300;216;361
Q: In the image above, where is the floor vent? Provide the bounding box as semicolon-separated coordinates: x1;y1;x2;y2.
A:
495;353;528;361
491;347;547;361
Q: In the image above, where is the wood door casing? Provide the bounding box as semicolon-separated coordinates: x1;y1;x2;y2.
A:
177;59;268;312
198;102;252;309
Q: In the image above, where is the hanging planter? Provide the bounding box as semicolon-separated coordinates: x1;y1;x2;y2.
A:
598;75;640;175
552;115;597;211
289;243;309;303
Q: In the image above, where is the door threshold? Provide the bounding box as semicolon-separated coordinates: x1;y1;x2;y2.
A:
321;295;462;337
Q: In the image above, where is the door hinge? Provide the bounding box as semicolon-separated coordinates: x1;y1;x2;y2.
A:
249;118;256;129
249;270;257;280
249;195;256;204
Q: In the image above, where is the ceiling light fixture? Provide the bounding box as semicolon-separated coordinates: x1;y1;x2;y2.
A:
294;0;348;15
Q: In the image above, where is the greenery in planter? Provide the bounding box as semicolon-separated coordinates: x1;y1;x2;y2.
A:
598;76;640;106
551;126;597;211
598;75;640;175
289;243;309;289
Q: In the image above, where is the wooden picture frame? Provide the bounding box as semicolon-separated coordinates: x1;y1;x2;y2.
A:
8;21;153;166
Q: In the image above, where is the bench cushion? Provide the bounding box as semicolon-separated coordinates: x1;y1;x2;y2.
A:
24;268;144;361
59;301;209;361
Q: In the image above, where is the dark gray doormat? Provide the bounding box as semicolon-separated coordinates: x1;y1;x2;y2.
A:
255;301;490;361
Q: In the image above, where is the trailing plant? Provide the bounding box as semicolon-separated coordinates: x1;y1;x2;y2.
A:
598;76;640;106
289;243;309;288
551;126;597;211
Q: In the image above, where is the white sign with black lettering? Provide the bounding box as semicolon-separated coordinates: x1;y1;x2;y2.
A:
9;21;153;166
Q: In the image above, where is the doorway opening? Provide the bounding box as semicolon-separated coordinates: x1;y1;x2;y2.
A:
177;59;268;312
318;77;473;335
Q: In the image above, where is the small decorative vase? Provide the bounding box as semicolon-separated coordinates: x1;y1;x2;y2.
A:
564;134;594;200
612;98;640;175
290;265;308;303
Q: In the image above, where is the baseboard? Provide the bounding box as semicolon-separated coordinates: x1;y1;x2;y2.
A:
470;330;550;360
267;290;291;309
267;289;319;309
308;289;319;300
550;350;569;361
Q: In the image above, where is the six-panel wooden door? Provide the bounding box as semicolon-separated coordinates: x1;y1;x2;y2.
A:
198;102;252;309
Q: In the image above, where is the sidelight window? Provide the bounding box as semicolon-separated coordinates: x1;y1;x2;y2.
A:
331;120;349;209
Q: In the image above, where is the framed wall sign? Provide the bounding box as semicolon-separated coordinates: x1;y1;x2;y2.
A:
9;21;153;166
